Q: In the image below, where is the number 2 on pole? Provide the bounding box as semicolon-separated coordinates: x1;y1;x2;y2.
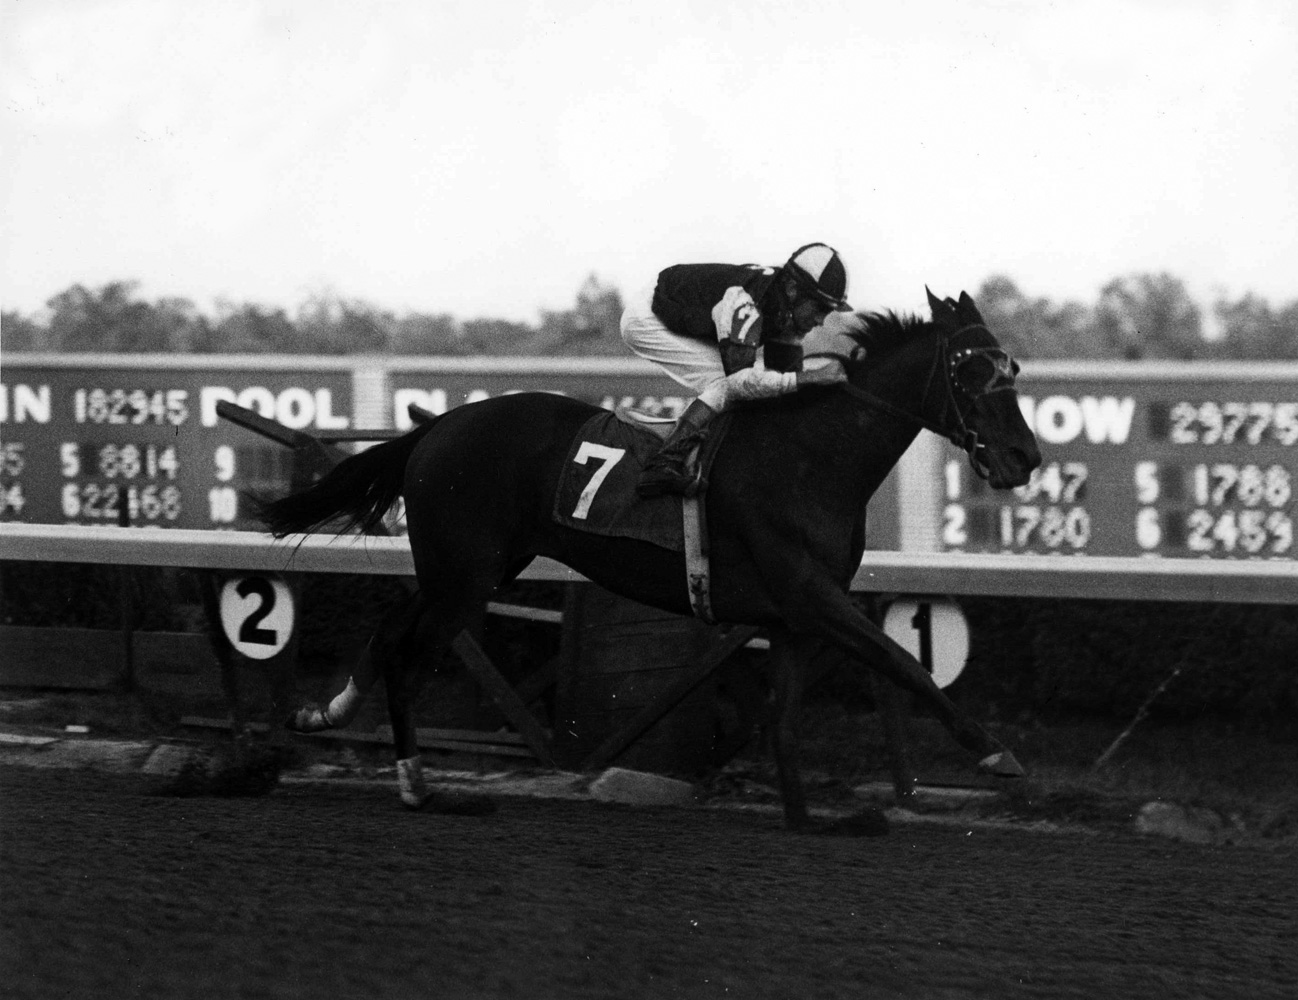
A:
236;576;278;645
571;442;626;519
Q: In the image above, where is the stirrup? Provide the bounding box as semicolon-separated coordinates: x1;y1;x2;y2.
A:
636;399;715;499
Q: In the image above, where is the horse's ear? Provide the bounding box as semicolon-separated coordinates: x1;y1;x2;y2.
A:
957;290;986;324
927;286;954;319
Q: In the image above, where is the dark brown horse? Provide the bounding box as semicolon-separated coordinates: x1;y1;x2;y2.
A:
256;289;1041;831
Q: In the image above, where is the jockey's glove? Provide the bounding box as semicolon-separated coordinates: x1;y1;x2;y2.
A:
796;357;848;389
801;311;869;368
818;311;869;338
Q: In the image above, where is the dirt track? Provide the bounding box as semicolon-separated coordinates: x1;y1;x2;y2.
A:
2;765;1294;1000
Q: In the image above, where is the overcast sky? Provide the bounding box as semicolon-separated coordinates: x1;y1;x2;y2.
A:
3;0;1295;327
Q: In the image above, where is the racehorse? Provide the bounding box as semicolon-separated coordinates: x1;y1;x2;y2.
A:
256;288;1042;832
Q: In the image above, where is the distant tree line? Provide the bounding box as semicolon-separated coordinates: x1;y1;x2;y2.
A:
976;272;1298;361
3;271;1296;360
1;274;627;358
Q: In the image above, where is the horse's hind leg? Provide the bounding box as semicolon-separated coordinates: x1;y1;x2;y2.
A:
384;605;449;808
288;585;476;811
287;589;424;733
384;575;503;814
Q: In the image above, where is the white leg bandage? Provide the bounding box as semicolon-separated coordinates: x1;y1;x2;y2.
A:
325;677;364;727
396;756;427;808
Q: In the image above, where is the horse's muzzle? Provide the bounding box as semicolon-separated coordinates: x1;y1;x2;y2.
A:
984;445;1039;490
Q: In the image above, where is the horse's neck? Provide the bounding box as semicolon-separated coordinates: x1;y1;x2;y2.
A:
843;333;940;495
861;331;940;416
844;398;923;502
730;334;937;505
783;390;922;506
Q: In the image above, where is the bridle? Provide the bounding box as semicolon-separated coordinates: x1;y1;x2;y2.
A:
805;323;1019;479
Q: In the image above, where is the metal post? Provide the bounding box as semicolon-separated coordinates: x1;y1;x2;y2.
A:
116;485;136;692
911;601;933;675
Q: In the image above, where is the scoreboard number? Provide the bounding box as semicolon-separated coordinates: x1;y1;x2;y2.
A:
0;366;355;530
218;574;295;659
944;383;1298;559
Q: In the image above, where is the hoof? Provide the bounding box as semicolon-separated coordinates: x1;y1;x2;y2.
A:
287;704;331;733
418;791;498;817
978;750;1025;778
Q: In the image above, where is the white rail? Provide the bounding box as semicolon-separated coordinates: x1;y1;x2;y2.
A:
2;523;1296;605
0;523;579;581
850;549;1298;605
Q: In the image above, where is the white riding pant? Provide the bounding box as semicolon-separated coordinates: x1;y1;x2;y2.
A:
620;286;796;412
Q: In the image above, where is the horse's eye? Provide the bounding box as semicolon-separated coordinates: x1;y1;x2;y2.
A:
955;355;996;393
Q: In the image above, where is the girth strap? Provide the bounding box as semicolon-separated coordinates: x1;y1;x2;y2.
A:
682;491;714;624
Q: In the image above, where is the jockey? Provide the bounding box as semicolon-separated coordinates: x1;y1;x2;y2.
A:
621;242;862;497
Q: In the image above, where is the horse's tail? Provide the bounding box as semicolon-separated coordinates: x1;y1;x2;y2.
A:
252;419;440;538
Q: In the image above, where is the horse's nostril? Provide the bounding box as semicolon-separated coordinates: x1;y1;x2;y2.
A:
1012;447;1041;472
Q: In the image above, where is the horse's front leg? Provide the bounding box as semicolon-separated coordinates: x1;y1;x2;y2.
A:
768;629;893;837
767;628;811;830
784;579;1024;779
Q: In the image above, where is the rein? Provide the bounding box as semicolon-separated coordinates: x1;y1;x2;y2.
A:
833;374;961;444
804;322;995;462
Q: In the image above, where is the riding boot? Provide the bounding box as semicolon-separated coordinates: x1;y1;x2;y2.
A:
637;399;717;498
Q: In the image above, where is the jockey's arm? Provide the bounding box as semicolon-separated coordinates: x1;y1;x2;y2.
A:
709;285;851;403
793;309;868;388
718;352;846;404
711;286;763;376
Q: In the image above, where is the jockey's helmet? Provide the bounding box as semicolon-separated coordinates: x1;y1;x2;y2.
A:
785;243;850;310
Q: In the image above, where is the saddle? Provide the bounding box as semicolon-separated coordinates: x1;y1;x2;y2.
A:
552;407;730;621
611;405;678;441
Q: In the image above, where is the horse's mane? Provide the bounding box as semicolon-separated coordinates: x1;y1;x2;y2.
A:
849;310;929;360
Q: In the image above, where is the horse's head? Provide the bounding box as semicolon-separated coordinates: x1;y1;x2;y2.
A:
922;287;1041;489
813;289;1040;489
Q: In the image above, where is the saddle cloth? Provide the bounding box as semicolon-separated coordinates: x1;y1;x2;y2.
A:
552;410;719;551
